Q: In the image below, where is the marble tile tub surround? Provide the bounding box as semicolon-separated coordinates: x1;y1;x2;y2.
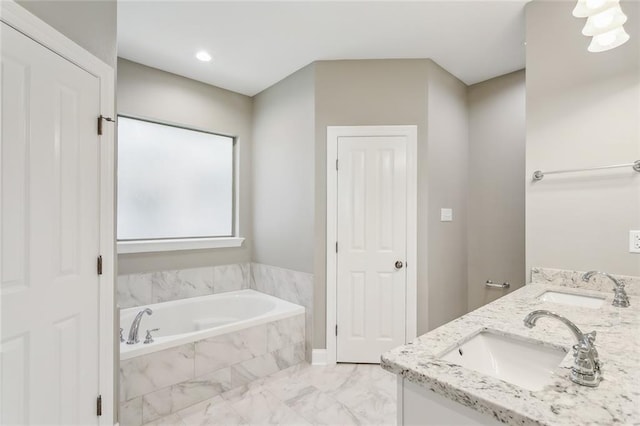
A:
120;313;305;426
118;262;314;360
382;283;640;426
117;263;251;308
251;263;314;361
133;363;396;426
531;267;640;295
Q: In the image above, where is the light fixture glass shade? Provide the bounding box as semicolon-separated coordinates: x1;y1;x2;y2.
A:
582;5;627;35
588;26;630;52
572;0;619;18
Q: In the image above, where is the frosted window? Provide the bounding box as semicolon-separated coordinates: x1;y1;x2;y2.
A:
117;116;234;240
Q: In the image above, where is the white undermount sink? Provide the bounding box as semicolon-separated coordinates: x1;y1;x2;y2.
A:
439;330;567;391
538;291;605;309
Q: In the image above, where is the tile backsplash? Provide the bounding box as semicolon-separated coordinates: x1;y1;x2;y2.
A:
531;267;640;296
117;263;250;309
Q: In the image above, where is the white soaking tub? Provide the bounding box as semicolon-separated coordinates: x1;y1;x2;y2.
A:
119;289;304;360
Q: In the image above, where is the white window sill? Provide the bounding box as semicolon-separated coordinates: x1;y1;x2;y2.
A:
117;237;245;254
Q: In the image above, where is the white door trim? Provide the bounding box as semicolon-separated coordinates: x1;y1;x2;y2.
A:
326;125;417;365
1;2;116;424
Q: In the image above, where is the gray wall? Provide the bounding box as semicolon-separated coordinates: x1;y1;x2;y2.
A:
118;56;472;351
17;0;117;67
312;59;469;347
424;62;470;331
252;64;316;273
526;1;640;277
116;58;253;274
467;70;526;311
314;60;429;347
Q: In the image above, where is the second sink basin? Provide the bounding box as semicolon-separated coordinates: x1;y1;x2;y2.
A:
439;330;566;391
538;291;605;309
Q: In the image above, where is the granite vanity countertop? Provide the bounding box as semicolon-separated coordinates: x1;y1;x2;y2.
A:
381;283;640;426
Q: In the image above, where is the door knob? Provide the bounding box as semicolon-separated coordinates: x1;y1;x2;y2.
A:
395;261;404;269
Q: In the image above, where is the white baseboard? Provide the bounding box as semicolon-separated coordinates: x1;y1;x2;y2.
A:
311;349;328;365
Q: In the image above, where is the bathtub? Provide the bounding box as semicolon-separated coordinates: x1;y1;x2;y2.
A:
119;289;305;360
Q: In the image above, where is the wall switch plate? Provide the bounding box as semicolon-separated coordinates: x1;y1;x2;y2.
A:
630;230;640;253
440;208;453;222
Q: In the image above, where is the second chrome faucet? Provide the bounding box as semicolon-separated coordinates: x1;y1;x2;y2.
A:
582;270;630;308
524;310;602;387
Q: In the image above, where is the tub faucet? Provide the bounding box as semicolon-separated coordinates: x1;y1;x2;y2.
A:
582;270;630;308
524;310;601;387
127;308;153;345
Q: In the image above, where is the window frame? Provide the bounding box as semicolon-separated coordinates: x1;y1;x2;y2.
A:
115;115;244;253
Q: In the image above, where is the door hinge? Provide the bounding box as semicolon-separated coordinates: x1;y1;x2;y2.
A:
97;255;103;275
97;115;115;136
336;159;339;171
335;325;338;336
335;242;338;253
96;395;102;416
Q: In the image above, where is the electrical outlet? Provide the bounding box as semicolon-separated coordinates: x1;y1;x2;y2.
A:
630;231;640;253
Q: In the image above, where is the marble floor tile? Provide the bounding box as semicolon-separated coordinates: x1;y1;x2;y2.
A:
227;387;311;425
141;412;184;426
142;363;396;426
328;379;396;425
176;395;246;426
263;375;318;403
345;391;396;426
293;363;360;392
330;364;396;401
120;397;143;426
142;367;231;423
220;376;270;403
284;387;362;425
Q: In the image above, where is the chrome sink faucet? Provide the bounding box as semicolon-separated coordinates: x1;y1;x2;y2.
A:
524;310;601;387
582;270;630;308
127;308;152;345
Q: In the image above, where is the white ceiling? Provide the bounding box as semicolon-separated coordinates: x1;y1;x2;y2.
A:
118;1;528;96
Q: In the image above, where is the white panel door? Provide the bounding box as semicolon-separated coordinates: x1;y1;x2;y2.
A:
336;135;407;363
1;23;101;425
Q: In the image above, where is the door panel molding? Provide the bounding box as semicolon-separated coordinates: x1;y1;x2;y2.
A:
326;125;417;365
1;2;115;424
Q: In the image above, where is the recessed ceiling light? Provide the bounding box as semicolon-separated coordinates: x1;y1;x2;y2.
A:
195;50;212;62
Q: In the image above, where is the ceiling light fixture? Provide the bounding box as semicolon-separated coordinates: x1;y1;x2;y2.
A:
572;0;629;52
195;50;212;62
582;5;627;36
572;0;615;17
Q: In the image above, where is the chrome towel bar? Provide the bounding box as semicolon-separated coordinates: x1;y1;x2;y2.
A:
532;160;640;181
485;280;510;289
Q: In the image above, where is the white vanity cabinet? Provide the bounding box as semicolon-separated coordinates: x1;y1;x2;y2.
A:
398;378;503;426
